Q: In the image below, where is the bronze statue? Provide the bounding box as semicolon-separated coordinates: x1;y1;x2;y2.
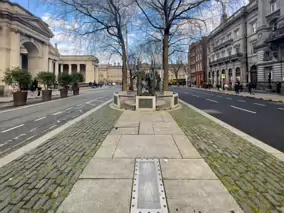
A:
132;70;161;96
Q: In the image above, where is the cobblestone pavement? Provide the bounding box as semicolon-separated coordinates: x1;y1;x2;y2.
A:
0;105;122;213
170;105;284;213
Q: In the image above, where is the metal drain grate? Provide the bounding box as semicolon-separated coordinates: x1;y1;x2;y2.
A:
131;159;168;213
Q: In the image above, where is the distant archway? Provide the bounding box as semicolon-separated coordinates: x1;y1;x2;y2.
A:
236;67;241;81
228;69;232;85
250;65;257;85
20;41;40;76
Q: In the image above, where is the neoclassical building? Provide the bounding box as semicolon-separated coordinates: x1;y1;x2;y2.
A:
207;0;284;91
207;0;258;87
98;63;186;84
256;0;284;90
0;0;99;95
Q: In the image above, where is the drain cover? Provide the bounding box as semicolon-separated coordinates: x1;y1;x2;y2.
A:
131;159;168;213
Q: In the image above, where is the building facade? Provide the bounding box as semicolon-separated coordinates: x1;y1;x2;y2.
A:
189;37;207;85
0;0;99;95
207;1;258;88
256;0;284;91
207;0;284;92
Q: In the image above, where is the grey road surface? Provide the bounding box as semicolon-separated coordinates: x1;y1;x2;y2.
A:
0;87;119;156
171;87;284;152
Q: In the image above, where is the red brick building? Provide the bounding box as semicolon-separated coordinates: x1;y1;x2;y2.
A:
188;37;208;85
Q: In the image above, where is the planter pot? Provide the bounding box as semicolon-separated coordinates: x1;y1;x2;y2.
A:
59;88;68;98
73;87;79;95
13;91;28;106
42;90;52;101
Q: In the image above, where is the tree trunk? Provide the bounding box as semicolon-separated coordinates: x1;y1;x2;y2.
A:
130;69;134;90
121;44;128;91
163;33;169;91
175;73;179;86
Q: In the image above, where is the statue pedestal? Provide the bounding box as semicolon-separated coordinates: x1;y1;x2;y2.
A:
135;96;156;110
112;91;179;111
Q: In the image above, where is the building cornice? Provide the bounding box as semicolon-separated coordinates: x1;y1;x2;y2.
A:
208;1;258;41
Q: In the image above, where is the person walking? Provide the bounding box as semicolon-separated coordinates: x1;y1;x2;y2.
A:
248;82;252;94
235;81;240;94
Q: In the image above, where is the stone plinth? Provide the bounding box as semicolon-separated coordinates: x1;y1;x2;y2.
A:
113;91;179;111
136;96;156;110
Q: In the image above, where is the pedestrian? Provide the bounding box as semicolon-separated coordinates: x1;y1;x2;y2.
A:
234;82;239;94
224;83;228;91
248;82;252;94
236;80;240;94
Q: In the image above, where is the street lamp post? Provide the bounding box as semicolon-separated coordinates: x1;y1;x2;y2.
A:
281;51;284;83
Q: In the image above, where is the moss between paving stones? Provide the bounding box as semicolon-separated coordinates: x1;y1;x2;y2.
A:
0;105;122;212
169;104;284;213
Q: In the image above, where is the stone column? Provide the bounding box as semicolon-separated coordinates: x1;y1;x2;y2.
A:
95;66;99;83
60;64;63;74
225;70;229;84
48;59;53;72
9;30;21;68
55;61;59;78
85;62;94;82
42;43;49;72
77;64;80;73
232;69;236;84
68;64;72;75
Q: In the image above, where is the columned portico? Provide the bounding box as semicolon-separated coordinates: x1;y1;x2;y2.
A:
0;1;53;81
0;1;99;96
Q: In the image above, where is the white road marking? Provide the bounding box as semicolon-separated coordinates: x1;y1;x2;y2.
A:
226;97;232;100
1;124;25;133
34;117;46;122
217;95;222;98
184;92;189;94
237;100;246;102
52;111;64;116
86;100;95;104
231;105;256;114
278;108;284;111
0;140;12;147
29;128;37;132
14;134;26;140
88;103;97;106
253;103;266;107
192;94;199;98
65;107;73;111
76;104;82;107
206;99;218;103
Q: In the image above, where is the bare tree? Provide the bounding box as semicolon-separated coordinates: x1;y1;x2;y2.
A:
135;0;243;91
45;0;135;91
170;60;185;87
134;0;209;91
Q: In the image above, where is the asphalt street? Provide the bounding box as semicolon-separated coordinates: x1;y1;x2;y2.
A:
0;87;120;157
171;87;284;152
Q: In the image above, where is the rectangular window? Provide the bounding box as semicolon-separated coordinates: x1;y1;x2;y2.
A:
227;33;232;40
228;49;232;56
221;51;225;57
271;2;276;12
264;67;273;81
251;42;257;54
235;29;239;39
235;47;240;54
252;22;257;33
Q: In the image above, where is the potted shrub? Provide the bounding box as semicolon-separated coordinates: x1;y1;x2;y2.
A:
3;67;32;106
58;73;72;98
71;73;84;95
37;71;55;101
